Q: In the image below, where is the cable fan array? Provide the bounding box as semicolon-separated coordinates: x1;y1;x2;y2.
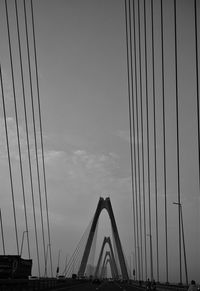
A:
0;0;52;277
125;0;200;284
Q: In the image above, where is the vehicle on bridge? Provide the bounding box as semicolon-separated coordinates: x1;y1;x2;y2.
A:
0;255;32;279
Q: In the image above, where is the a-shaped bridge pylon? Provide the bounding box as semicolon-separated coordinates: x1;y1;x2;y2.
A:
78;197;129;280
100;251;117;279
94;236;118;279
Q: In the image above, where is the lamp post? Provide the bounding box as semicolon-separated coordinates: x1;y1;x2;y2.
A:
147;234;153;282
129;255;132;278
132;252;136;281
56;249;61;277
173;202;188;285
44;244;51;277
136;246;141;281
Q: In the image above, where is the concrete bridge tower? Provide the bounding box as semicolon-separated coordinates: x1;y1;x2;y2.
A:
78;197;129;280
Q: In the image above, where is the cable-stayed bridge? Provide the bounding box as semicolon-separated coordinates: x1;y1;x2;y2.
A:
0;0;200;290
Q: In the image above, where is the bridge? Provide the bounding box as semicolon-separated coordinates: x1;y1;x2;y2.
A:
0;0;199;290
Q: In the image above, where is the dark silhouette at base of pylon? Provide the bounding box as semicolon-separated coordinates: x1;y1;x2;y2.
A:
78;197;129;280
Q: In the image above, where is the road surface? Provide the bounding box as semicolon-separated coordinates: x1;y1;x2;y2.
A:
57;280;138;291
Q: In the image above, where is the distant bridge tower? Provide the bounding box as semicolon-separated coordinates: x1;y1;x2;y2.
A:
94;236;118;279
100;251;116;279
78;197;129;280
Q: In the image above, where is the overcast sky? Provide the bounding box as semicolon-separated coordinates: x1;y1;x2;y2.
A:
0;0;200;283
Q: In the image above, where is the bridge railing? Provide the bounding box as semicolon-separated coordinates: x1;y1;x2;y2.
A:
156;283;188;291
129;280;188;291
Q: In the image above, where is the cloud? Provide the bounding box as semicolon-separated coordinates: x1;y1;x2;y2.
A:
0;116;43;162
43;150;65;163
43;148;131;223
0;117;22;160
44;148;122;189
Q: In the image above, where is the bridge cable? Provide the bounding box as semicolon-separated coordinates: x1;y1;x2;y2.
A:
143;0;154;281
0;64;19;255
128;0;141;280
5;0;31;259
66;244;83;276
63;238;83;276
132;0;143;280
65;227;90;277
124;0;138;280
30;0;53;277
194;0;200;192
63;218;93;276
160;0;169;283
150;0;159;282
173;0;182;284
14;0;41;274
137;0;148;280
23;0;46;272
